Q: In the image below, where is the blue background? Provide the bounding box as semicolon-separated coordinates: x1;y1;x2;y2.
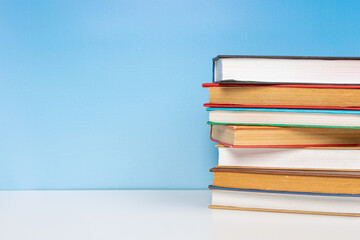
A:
1;0;360;190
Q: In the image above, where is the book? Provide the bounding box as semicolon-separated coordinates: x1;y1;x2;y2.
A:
206;55;360;217
210;125;360;147
203;83;360;109
210;167;360;194
213;55;360;84
216;145;360;170
209;186;360;216
207;108;360;129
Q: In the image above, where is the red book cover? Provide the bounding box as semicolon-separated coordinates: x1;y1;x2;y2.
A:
202;83;360;89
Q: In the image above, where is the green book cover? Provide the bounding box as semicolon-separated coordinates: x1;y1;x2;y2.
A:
207;121;360;129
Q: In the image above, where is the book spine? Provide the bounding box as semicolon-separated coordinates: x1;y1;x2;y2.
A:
212;60;215;82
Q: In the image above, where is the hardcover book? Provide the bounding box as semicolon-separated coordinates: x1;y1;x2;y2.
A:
216;145;360;170
207;107;360;129
203;83;360;109
213;55;360;84
210;125;360;147
209;186;360;216
210;167;360;194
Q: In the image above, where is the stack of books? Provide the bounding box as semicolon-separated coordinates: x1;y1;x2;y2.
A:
204;55;360;216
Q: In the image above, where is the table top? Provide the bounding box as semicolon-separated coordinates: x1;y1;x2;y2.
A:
0;190;359;240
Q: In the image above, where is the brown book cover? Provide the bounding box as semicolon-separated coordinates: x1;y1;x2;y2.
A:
208;205;360;217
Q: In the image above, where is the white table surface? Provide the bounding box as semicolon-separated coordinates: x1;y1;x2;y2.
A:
0;190;359;240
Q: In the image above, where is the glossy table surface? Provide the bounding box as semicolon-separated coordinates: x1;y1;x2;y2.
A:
0;190;359;240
